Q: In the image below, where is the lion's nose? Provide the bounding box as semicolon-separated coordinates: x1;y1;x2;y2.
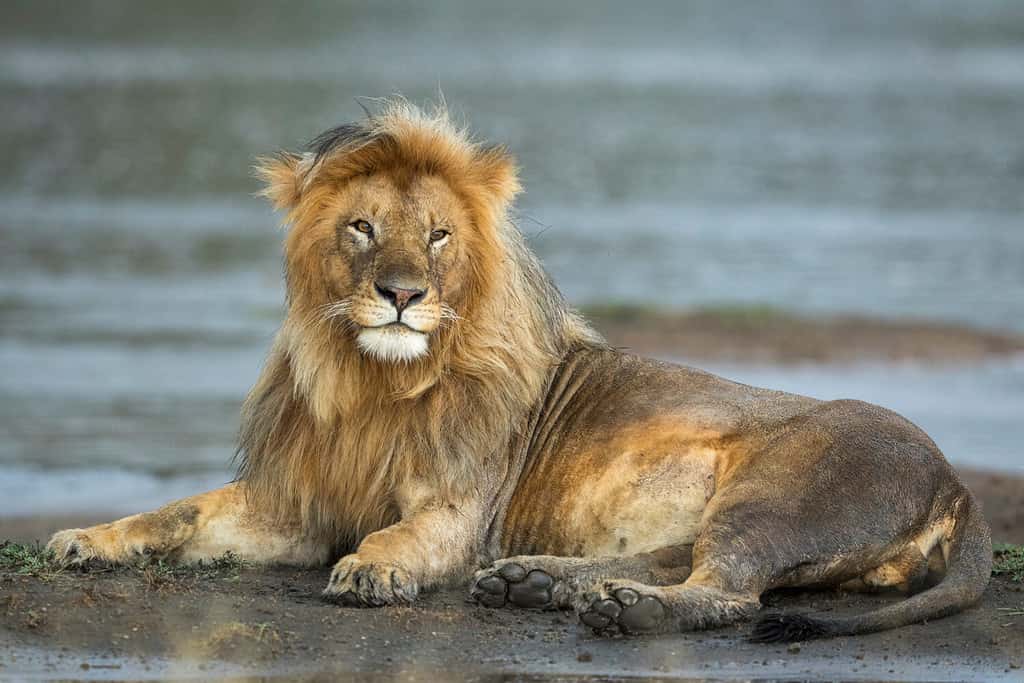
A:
374;282;427;313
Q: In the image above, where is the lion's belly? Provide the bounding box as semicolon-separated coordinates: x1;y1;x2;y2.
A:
502;444;719;558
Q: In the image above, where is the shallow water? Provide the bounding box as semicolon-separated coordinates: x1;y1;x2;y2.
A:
2;1;1023;514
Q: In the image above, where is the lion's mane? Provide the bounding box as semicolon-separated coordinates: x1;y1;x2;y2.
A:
236;101;602;547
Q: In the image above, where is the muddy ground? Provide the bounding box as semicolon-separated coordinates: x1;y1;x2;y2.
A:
1;506;1023;682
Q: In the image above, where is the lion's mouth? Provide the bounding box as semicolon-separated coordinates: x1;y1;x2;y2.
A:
366;321;422;333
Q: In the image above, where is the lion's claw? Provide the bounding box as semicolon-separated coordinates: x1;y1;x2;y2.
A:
47;528;160;567
46;529;98;566
323;555;417;607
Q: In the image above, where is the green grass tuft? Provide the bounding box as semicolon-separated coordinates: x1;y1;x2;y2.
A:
144;551;251;583
0;541;62;579
994;543;1024;583
0;540;251;585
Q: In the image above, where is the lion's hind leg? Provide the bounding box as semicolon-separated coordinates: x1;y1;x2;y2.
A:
572;538;762;635
470;545;693;610
839;543;934;594
576;577;761;635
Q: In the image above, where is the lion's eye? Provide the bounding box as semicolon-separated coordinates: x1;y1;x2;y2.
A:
349;220;374;236
429;228;450;243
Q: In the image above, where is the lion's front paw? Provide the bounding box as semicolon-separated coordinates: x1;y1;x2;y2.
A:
47;529;100;565
322;555;418;607
46;527;152;566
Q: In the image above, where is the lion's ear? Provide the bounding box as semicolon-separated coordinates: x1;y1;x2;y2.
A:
255;152;308;210
473;145;522;216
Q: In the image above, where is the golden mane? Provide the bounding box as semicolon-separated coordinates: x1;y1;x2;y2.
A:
237;100;603;547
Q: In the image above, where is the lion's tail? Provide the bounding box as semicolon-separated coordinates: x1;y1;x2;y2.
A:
750;492;991;643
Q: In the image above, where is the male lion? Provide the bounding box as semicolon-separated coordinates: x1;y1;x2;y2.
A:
48;101;990;641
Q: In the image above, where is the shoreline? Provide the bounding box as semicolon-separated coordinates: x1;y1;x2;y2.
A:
584;304;1024;365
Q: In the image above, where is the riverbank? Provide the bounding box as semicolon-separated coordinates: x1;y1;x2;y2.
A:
584;304;1024;365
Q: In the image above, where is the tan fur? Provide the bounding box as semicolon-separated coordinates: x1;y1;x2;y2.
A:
48;100;989;638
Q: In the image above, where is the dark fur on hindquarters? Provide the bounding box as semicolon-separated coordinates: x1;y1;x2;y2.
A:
749;613;832;643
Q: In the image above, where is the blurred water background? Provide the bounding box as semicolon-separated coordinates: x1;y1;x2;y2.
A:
2;1;1023;515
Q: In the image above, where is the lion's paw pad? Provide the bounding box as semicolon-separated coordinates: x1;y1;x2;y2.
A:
470;563;555;609
579;587;667;635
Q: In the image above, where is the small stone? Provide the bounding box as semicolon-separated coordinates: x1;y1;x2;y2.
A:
787;643;802;654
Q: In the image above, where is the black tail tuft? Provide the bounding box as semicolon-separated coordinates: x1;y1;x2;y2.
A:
749;613;833;643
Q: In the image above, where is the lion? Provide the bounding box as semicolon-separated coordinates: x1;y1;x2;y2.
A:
47;100;990;641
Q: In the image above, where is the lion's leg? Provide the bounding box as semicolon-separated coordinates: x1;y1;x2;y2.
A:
469;545;694;610
573;497;950;636
571;487;912;636
323;497;486;607
574;406;960;636
575;577;762;635
47;482;328;566
574;532;767;635
840;543;932;594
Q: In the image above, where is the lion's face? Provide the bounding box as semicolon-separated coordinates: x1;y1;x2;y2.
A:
313;172;472;363
260;103;523;369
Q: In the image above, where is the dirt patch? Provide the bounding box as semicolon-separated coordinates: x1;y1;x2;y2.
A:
585;304;1024;364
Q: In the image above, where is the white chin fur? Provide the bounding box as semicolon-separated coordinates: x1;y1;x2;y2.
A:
356;326;429;363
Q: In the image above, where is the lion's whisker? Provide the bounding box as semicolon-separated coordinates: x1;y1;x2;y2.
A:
319;299;355;323
439;304;463;322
